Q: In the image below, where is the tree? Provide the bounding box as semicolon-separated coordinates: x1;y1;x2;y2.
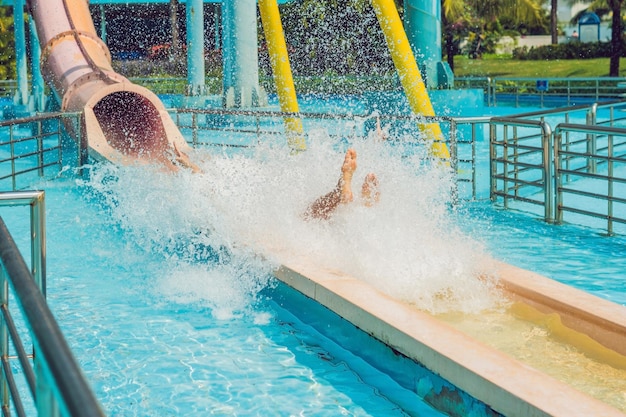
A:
442;0;547;67
0;6;15;80
607;0;624;76
551;0;559;44
568;0;624;76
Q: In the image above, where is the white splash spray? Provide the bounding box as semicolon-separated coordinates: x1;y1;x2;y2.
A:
81;127;500;316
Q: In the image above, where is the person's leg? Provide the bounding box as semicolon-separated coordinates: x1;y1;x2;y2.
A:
361;172;380;206
305;148;357;220
376;116;388;141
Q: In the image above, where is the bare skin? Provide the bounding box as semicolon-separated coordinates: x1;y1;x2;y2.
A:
376;116;389;141
305;148;379;220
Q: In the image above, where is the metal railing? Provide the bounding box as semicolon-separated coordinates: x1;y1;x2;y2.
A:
489;117;553;221
0;190;105;416
457;77;626;108
172;108;489;200
489;100;626;235
0;112;82;190
554;124;626;235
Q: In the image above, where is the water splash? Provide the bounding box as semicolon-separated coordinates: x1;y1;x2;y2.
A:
80;128;500;316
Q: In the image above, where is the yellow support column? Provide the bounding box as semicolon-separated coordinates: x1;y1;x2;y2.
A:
371;0;450;159
258;0;306;152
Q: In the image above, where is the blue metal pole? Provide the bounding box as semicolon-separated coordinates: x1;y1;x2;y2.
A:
100;5;107;44
186;0;205;95
29;16;45;112
403;0;453;89
221;0;265;107
13;0;29;106
214;4;220;50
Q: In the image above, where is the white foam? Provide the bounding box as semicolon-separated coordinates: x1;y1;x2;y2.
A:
82;129;500;315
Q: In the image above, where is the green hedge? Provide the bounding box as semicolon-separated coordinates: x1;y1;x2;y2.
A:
512;42;615;60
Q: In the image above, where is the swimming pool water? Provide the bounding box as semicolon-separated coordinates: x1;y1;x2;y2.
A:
1;178;448;416
2;101;626;415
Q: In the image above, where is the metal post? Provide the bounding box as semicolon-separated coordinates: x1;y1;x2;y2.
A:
9;127;16;191
192;113;198;146
29;192;46;297
502;126;509;208
0;267;9;413
489;124;497;202
13;0;29;107
99;5;107;43
541;122;554;223
403;0;452;89
471;122;477;199
607;134;614;235
37;120;44;177
29;16;46;113
553;130;563;224
213;4;220;49
186;0;205;96
586;106;597;174
222;0;264;107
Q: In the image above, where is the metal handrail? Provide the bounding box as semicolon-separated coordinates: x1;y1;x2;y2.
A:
489;117;553;221
0;191;105;416
1;112;83;190
172;108;490;200
455;77;626;108
554;123;626;235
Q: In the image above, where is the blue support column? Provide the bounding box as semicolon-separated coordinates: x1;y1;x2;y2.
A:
403;0;453;89
221;0;266;107
99;5;107;44
13;0;29;107
214;5;221;50
29;16;46;112
186;0;206;96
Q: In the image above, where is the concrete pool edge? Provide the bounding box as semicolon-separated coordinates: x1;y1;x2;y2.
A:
273;256;626;417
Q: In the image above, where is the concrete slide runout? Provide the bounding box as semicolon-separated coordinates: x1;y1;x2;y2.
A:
273;253;626;417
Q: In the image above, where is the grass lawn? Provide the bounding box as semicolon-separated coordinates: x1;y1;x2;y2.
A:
453;55;626;78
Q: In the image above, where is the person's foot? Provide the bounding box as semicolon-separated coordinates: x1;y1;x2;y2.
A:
361;173;380;206
339;148;357;203
173;142;202;173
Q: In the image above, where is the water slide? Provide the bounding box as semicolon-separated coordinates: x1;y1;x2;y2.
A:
27;0;193;170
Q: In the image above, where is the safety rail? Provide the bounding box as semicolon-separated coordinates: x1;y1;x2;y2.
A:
554;124;626;235
0;112;83;190
0;190;105;416
489;117;553;221
171;108;489;200
457;77;626;108
489;100;626;234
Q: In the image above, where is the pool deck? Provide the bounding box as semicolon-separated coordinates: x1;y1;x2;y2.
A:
272;253;626;417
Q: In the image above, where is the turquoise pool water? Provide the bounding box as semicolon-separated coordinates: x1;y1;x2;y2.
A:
2;99;625;416
2;178;447;416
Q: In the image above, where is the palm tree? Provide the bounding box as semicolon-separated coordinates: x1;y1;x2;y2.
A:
442;0;546;68
551;0;559;44
607;0;624;76
567;0;624;77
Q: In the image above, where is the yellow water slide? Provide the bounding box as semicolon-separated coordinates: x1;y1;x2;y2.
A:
258;0;306;152
371;0;450;159
27;0;192;169
259;0;450;159
372;0;450;159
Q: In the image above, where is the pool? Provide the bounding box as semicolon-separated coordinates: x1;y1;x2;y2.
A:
2;176;447;416
2;101;626;415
